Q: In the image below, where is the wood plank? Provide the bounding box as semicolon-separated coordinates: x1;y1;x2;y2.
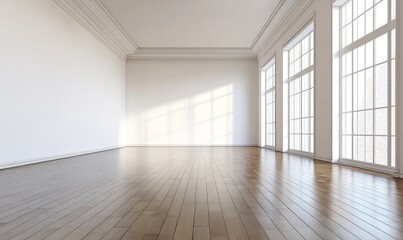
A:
0;147;401;239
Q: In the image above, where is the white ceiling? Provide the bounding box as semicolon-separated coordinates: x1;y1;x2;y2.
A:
100;0;282;48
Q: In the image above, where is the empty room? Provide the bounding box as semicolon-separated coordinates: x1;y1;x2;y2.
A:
1;0;402;239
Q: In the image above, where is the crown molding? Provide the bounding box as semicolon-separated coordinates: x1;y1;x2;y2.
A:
53;0;305;61
53;0;137;59
127;48;257;62
252;0;299;54
256;0;316;59
250;0;286;48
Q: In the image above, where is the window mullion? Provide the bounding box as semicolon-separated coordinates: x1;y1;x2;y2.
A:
387;28;392;166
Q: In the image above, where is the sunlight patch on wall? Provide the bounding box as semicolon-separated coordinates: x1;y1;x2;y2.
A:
133;84;234;145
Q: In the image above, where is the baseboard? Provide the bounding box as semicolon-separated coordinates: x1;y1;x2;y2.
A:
392;172;403;179
261;146;284;152
0;145;125;170
126;144;258;147
313;155;333;163
336;159;397;175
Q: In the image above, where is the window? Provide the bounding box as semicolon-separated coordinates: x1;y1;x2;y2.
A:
261;59;276;147
286;24;315;154
338;0;396;166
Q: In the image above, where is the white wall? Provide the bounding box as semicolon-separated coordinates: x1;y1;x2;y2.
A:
126;61;259;146
0;0;126;167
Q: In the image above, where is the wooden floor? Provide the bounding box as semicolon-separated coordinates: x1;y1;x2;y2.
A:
0;147;403;240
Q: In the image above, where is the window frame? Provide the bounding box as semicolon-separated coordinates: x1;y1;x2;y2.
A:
285;22;315;155
261;57;276;149
337;0;396;167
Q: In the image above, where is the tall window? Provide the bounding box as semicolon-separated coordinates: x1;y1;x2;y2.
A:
338;0;396;166
261;59;276;147
287;24;315;153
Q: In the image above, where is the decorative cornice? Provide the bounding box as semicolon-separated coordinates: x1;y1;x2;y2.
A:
251;0;299;53
127;48;257;62
53;0;137;59
256;0;316;59
53;0;307;61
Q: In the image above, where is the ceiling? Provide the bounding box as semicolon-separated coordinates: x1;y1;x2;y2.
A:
100;0;282;49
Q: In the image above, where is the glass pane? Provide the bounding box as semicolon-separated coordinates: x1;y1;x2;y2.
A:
310;135;314;152
295;134;301;151
392;59;395;105
357;111;365;134
391;107;395;135
353;19;358;41
302;54;309;70
310;117;314;134
358;46;366;71
353;0;358;19
392;136;396;166
302;37;309;54
365;9;374;34
302;118;309;134
302;91;309;118
392;30;396;59
295;119;301;133
353;49;358;72
346;1;353;24
353;136;358;160
345;23;353;46
365;68;373;109
366;0;374;10
353;73;358;111
289;97;295;119
357;71;366;110
357;15;365;40
302;135;309;152
375;33;388;64
343;76;353;112
290;135;295;149
290;120;295;134
343;135;353;159
301;74;309;91
295;78;301;93
374;62;388;108
365;41;373;68
365;110;373;135
295;99;301;119
358;136;365;161
345;51;352;76
375;136;387;165
375;108;388;135
357;0;365;16
295;58;301;73
374;0;388;29
391;0;396;20
295;43;301;59
366;136;374;163
344;112;353;134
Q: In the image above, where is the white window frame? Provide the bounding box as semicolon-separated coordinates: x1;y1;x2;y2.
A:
335;0;396;168
261;57;276;149
285;22;315;155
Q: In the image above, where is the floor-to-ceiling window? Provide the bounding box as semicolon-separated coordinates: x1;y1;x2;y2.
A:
338;0;396;167
286;23;315;154
261;58;276;148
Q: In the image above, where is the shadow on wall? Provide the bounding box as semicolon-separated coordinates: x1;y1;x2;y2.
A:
130;84;234;145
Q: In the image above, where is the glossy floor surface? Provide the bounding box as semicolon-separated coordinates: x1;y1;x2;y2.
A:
0;147;402;240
